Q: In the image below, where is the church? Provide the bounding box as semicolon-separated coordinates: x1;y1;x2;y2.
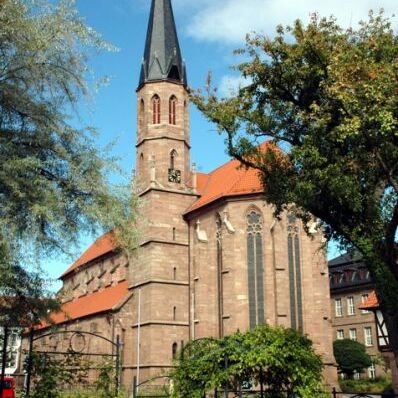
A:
22;0;336;393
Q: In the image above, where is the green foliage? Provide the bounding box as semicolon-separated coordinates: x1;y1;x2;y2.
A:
95;359;117;398
29;353;63;398
333;339;372;377
171;325;327;398
192;11;398;357
339;376;393;393
26;352;122;398
0;0;139;324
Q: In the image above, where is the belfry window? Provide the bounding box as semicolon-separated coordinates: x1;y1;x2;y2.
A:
169;96;177;125
152;95;160;124
287;214;303;331
246;209;265;329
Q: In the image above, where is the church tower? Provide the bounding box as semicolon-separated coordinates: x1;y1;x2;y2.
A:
130;0;195;382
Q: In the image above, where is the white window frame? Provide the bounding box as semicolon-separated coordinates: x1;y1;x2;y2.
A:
368;363;376;379
361;294;370;314
349;328;357;341
364;327;373;346
335;298;343;317
347;296;355;316
337;329;344;340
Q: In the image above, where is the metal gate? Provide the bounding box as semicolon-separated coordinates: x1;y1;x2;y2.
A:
24;328;122;397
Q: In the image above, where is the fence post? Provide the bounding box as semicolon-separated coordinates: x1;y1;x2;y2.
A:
25;328;34;398
332;387;337;398
115;335;121;397
0;326;9;398
132;376;137;398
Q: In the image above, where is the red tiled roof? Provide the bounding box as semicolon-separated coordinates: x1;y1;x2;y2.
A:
187;141;280;214
196;172;210;193
359;291;379;310
188;160;263;213
61;232;117;279
38;281;129;329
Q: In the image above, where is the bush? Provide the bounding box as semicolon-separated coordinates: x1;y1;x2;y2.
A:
333;339;372;378
339;376;393;393
171;325;328;398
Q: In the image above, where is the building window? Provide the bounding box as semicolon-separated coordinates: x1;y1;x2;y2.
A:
349;328;357;341
169;96;177;125
337;329;344;340
172;342;178;359
287;214;303;331
152;95;160;124
139;99;145;129
335;298;343;317
353;371;360;380
173;306;177;321
247;209;265;329
361;294;370;314
173;267;177;280
347;296;355;316
364;327;373;346
368;363;376;379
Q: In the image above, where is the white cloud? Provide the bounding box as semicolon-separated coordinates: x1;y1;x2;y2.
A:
183;0;397;44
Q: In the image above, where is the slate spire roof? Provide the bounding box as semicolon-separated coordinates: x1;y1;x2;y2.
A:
139;0;187;88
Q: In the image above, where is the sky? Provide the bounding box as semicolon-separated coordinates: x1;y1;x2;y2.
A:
44;0;397;288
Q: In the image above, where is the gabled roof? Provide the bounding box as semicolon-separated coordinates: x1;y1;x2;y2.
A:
187;159;263;214
60;232;116;279
139;0;187;88
38;281;129;329
359;291;379;310
328;251;363;267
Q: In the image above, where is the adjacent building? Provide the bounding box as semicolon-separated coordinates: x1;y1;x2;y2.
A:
329;252;385;379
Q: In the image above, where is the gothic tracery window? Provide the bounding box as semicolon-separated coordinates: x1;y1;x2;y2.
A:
152;95;160;124
169;96;177;125
246;209;265;329
287;214;303;331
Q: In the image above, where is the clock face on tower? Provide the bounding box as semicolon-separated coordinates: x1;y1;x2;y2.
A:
168;168;181;183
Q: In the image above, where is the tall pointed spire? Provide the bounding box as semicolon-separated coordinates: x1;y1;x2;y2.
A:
139;0;187;88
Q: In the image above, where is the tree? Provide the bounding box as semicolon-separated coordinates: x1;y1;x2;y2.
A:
171;325;327;398
333;339;372;378
0;0;139;323
192;12;398;365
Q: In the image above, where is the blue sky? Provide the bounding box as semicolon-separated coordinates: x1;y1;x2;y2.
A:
44;0;397;287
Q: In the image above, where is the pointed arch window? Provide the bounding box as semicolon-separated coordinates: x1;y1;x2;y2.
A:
152;95;160;124
287;214;303;331
172;342;178;359
246;209;265;329
169;96;177;125
139;99;145;129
